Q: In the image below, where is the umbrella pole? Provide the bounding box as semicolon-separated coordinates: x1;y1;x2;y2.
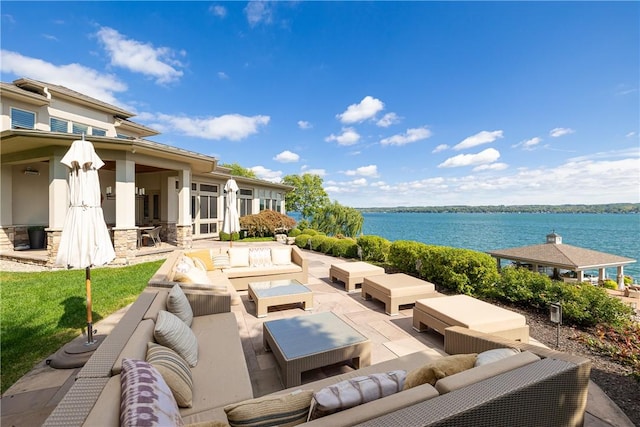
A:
85;266;94;345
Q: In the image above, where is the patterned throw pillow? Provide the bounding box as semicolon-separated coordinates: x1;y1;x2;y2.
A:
249;247;272;268
403;353;477;390
146;342;194;408
154;310;199;367
212;254;231;269
120;358;184;427
224;389;313;427
168;284;194;326
309;371;406;420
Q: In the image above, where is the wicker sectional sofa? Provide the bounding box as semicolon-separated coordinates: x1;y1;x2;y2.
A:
43;284;592;427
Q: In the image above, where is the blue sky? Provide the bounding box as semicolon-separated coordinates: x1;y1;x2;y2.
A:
2;1;639;208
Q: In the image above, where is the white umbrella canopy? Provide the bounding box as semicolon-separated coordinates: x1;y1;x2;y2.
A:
55;136;115;345
222;178;241;246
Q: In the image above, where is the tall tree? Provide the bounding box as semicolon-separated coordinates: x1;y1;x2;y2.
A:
220;162;257;178
311;201;364;237
282;173;329;220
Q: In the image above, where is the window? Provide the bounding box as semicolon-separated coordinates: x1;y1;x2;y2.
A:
239;188;253;216
117;133;131;139
92;127;107;136
72;123;89;135
153;194;160;220
50;117;69;133
201;184;218;193
11;108;35;129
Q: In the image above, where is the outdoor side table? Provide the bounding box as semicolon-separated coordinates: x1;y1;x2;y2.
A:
329;261;385;292
263;312;371;388
248;279;313;318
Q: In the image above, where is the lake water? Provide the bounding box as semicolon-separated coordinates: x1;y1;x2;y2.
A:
360;212;640;281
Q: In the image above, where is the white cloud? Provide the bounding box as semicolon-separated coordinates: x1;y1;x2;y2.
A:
549;127;575;137
376;112;400;128
250;165;282;182
300;166;326;176
210;5;227;18
0;50;127;106
96;27;184;84
244;1;274;27
140;112;269;140
513;137;542;150
626;131;637;138
380;126;432;146
453;130;503;150
345;165;378;177
273;150;299;163
438;148;501;168
325;127;360;146
337;96;384;124
217;71;229;79
432;144;449;153
297;120;312;129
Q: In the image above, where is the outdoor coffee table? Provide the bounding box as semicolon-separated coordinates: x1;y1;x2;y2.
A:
248;279;313;318
263;312;371;387
362;273;438;316
329;261;385;292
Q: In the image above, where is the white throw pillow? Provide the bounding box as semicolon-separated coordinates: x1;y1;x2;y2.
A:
173;266;210;285
228;247;250;267
249;247;272;268
475;348;521;367
271;247;292;265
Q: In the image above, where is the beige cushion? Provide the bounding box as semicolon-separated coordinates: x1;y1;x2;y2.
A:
154;310;199;367
187;250;215;271
224;389;313;427
228;247;250;267
475;347;520;367
403;353;477;390
212;254;231;269
174;266;211;285
112;319;156;375
168;284;194;327
309;370;406;420
271;246;293;265
146;342;194;408
120;358;184;427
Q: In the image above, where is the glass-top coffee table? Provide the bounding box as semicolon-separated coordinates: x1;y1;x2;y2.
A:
263;312;371;387
248;279;313;318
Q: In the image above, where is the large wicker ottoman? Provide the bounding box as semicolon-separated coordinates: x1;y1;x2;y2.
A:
362;273;439;316
413;294;529;342
329;261;385;292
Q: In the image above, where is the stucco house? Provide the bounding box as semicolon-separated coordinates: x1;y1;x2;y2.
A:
0;77;292;266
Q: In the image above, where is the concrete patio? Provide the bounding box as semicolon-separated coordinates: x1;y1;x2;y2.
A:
0;241;635;426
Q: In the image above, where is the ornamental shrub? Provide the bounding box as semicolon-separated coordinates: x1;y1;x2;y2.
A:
331;238;358;258
310;235;330;251
219;231;240;242
301;228;318;236
602;279;618;290
357;235;391;262
240;210;296;237
294;234;313;248
484;266;552;309
288;228;302;238
389;240;425;274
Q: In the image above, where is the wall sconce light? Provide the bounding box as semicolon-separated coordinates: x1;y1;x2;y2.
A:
106;186;115;200
23;167;40;176
135;187;146;199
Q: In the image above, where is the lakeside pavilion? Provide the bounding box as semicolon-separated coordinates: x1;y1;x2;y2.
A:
487;232;637;289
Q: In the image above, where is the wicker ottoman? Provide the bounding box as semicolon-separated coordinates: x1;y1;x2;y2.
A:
413;294;529;342
362;273;438;316
329;261;385;292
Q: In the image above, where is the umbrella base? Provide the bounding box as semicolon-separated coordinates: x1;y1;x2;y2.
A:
46;334;106;369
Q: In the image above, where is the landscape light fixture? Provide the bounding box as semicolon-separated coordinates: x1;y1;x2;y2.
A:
357;246;363;261
550;302;562;348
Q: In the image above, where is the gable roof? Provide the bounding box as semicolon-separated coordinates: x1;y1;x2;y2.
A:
488;243;636;270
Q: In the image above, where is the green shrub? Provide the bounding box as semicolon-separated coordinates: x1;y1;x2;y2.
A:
294;234;313;248
331;238;359;258
485;266;552;308
357;235;391;262
288;228;302;238
602;279;618;290
389;240;425;274
301;228;318;236
310;235;330;251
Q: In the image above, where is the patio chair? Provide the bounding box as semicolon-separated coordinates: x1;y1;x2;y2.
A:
142;226;162;247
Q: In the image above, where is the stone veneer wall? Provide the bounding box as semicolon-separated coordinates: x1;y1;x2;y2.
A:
0;226;30;249
176;224;192;249
161;222;176;244
46;229;62;268
113;228;138;265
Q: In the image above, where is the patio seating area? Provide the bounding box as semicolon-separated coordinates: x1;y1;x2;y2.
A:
1;242;635;427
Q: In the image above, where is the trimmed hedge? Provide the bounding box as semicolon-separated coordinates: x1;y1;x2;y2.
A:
294;234;313;248
356;235;391;262
219;231;240;242
331;238;358;258
288;228;302;238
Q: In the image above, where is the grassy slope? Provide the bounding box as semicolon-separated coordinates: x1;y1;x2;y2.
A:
0;260;163;393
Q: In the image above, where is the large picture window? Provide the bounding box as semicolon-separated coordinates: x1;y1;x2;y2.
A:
191;182;219;236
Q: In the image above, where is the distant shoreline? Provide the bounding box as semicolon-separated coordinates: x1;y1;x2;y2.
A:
357;203;639;214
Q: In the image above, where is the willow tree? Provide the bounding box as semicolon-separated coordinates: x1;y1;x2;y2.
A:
310;201;364;238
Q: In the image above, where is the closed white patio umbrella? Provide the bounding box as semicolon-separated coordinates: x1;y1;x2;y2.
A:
55;136;115;348
222;178;241;247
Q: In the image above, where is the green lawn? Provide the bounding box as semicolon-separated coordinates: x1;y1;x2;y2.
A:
0;260;164;394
